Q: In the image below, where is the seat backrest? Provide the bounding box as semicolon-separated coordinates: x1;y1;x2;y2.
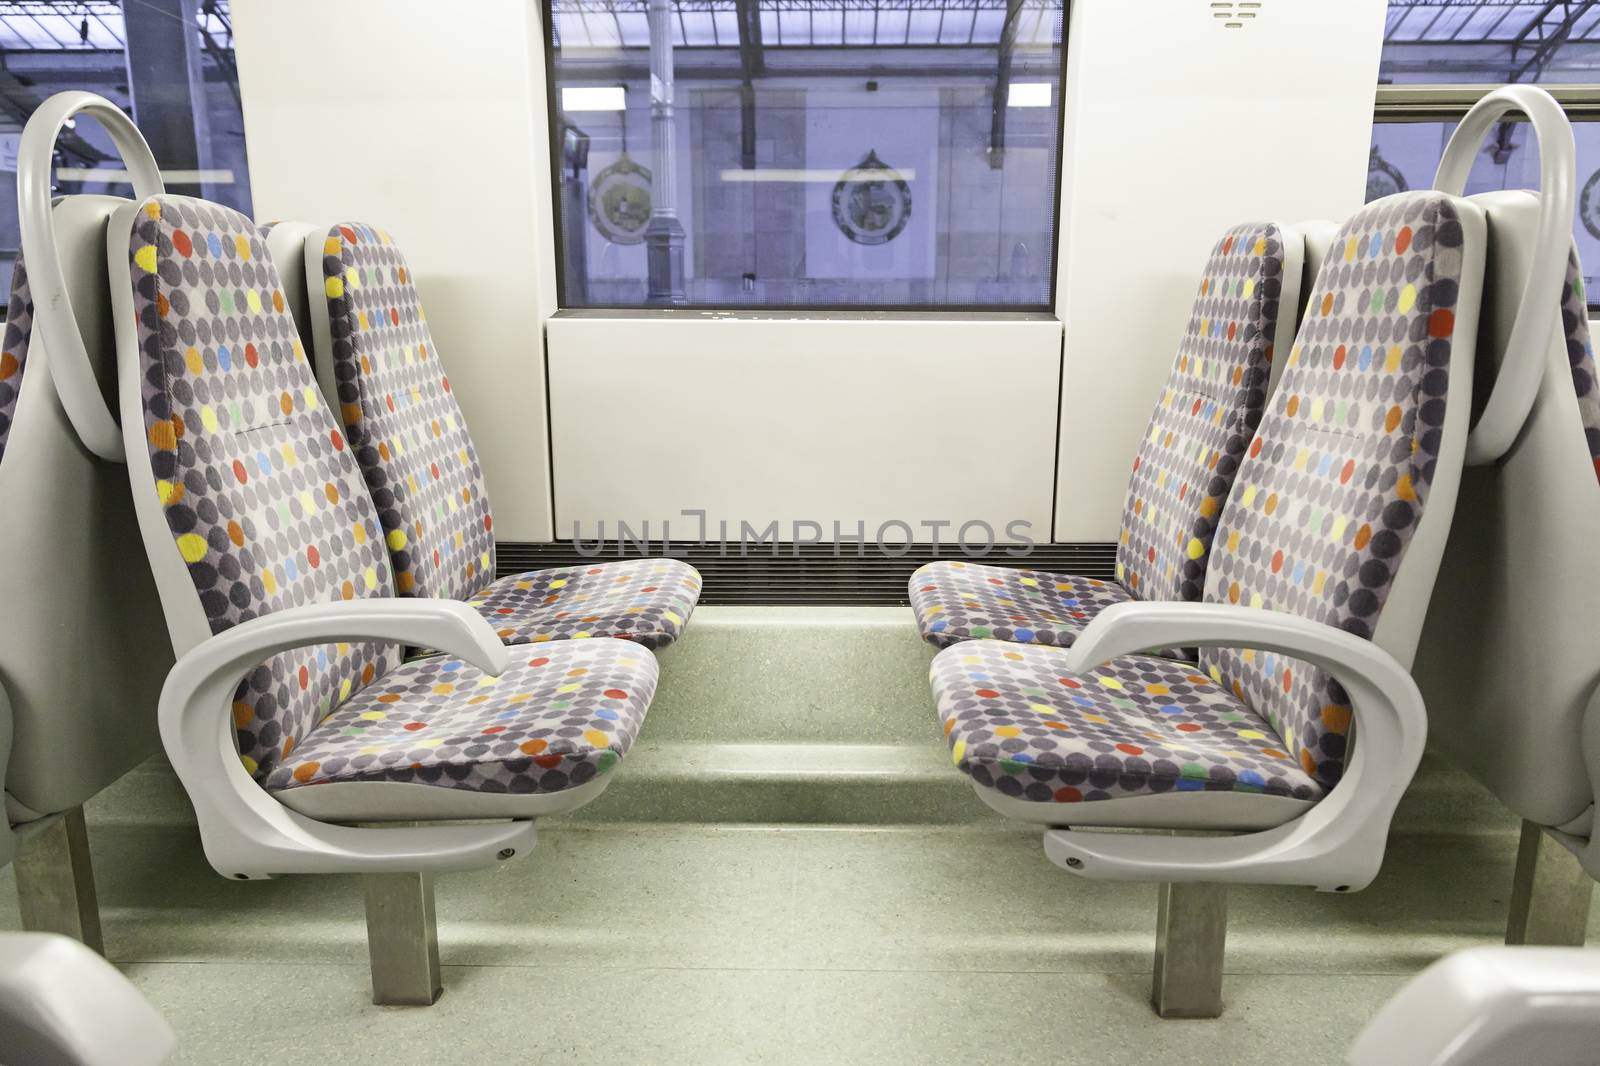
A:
260;221;319;356
303;223;495;601
1200;191;1486;790
0;198;172;823
111;196;401;783
0;261;26;843
0;260;31;468
1409;187;1600;832
1115;222;1305;602
1566;253;1600;485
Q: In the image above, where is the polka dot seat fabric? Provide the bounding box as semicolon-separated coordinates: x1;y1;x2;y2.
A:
313;223;700;649
1116;222;1290;600
315;223;492;602
1561;247;1600;484
0;258;32;468
910;563;1136;649
118;195;659;815
910;222;1291;653
1200;193;1466;790
931;641;1321;825
467;558;701;650
126;199;397;783
270;638;657;819
930;193;1479;825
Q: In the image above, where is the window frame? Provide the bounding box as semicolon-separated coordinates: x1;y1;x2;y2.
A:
537;0;1073;315
1372;82;1600;312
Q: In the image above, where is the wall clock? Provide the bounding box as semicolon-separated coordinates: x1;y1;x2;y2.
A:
589;151;653;245
831;149;912;246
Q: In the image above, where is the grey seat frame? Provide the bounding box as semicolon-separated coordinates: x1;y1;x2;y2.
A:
1397;89;1600;949
3;94;176;953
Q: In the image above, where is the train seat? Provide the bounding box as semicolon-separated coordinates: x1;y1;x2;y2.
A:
909;220;1313;652
114;193;660;819
924;86;1585;1022
2;95;176;949
108;192;661;1002
271;221;700;651
932;190;1480;835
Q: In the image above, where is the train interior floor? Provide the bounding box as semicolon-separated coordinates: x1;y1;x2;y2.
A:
4;607;1594;1065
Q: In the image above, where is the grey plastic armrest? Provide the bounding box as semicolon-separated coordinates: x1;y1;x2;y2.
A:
1433;85;1575;466
0;932;176;1065
1040;601;1427;892
159;598;534;879
18;92;164;463
1347;946;1600;1065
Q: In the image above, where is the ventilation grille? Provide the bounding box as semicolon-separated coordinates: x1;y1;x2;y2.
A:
495;541;1119;607
1210;1;1262;28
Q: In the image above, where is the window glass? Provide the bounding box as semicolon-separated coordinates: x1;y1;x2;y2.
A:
1368;119;1600;301
546;0;1067;309
0;1;250;302
1381;1;1600;84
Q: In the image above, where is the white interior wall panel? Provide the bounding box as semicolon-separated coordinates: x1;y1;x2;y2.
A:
546;316;1063;540
1051;0;1388;540
231;0;558;540
235;0;1386;546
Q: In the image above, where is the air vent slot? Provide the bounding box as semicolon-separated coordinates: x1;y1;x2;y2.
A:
496;541;1119;607
1209;0;1262;28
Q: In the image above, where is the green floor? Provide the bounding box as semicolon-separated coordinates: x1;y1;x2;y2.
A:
3;608;1596;1064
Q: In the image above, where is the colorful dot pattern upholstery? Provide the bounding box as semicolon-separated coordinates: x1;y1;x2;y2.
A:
0;257;32;468
129;198;659;805
930;641;1321;805
908;223;1284;656
317;221;702;650
130;198;401;782
1118;222;1286;600
1561;247;1600;486
319;223;494;601
908;561;1135;648
269;638;657;796
930;192;1469;814
468;558;702;650
1200;192;1464;791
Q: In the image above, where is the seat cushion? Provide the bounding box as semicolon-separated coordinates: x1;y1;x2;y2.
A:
467;558;702;650
909;560;1134;649
266;637;657;801
930;640;1323;817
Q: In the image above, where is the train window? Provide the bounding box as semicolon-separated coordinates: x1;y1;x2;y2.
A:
1380;1;1600;83
0;1;251;303
543;0;1068;310
1374;1;1600;309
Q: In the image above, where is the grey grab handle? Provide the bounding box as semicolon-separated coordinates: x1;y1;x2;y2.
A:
1433;85;1576;466
17;91;165;462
